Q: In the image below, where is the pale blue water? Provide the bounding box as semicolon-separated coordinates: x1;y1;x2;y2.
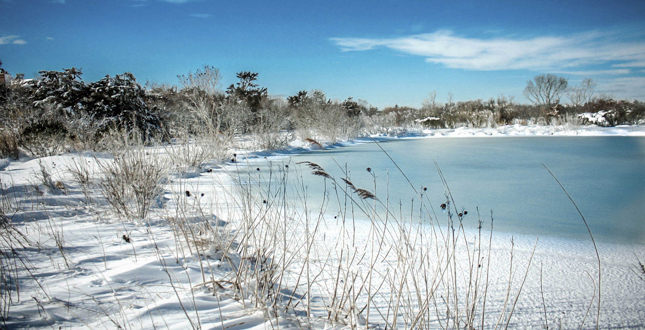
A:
246;136;645;245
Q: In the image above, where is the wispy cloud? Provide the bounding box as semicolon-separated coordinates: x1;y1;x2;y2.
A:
599;77;645;99
553;69;632;76
190;13;212;18
161;0;192;3
0;35;27;45
331;30;645;72
51;0;65;4
613;61;645;68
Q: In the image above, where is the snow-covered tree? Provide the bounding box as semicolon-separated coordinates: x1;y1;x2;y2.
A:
30;68;87;117
85;72;162;136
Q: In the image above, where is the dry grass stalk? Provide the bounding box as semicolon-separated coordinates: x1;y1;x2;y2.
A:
304;138;324;149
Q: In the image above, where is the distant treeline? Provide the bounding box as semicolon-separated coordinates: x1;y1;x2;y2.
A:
1;65;644;158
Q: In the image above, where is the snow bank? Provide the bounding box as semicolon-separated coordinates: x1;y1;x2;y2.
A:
421;124;645;138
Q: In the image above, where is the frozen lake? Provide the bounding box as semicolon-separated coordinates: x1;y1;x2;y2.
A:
251;136;645;245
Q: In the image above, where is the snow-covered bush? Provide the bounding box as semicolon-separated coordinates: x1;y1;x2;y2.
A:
288;90;362;143
19;117;69;157
97;132;169;220
578;110;614;126
381;105;419;127
29;68;86;119
250;98;293;150
578;99;645;126
165;129;231;169
85;72;165;139
12;69;166;154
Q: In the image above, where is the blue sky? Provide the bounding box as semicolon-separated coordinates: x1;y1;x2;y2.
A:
1;0;645;108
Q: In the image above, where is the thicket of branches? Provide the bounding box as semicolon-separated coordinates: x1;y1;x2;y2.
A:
1;66;644;159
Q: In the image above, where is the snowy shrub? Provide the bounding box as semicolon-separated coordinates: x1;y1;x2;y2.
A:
176;87;227;133
97;135;169;220
14;69;167;152
551;113;582;128
250;101;293;150
85;73;165;139
66;156;99;204
0;129;19;159
165;129;231;169
578;111;613;126
289;90;363;143
381;105;419;127
29;68;87;119
580;99;645;126
19;119;69;157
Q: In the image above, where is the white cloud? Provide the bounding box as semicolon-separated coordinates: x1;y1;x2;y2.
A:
599;77;645;100
613;61;645;68
331;30;645;72
0;35;26;45
52;0;66;3
553;69;632;76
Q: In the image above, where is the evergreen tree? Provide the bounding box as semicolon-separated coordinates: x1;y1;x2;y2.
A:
226;71;267;113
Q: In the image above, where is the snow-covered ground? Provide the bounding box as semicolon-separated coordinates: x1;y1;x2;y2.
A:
1;124;644;329
421;123;645;137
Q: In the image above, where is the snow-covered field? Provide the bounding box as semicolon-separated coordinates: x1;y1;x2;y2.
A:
1;124;645;329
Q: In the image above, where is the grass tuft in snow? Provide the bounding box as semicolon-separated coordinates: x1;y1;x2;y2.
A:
96;130;170;220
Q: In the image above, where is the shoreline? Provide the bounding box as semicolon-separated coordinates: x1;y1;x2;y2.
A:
232;124;645;162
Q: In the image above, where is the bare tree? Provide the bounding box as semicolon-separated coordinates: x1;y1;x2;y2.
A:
447;91;454;105
523;74;568;109
567;78;596;107
422;91;437;110
177;65;221;95
176;66;224;133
